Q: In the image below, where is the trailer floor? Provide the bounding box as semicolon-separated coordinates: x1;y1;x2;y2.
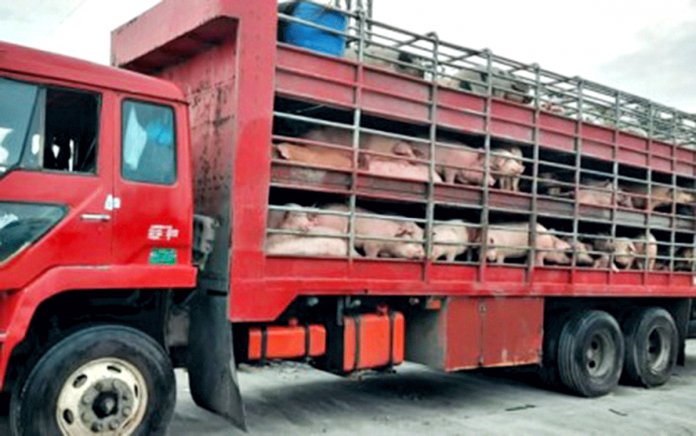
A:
4;342;696;435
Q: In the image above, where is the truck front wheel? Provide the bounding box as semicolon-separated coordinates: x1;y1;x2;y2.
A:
10;325;175;436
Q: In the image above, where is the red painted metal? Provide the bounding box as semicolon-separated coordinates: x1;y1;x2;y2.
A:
110;0;696;331
113;101;193;268
405;297;542;371
481;297;543;367
0;265;196;389
0;41;196;388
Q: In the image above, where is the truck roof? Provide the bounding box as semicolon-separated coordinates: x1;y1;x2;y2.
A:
0;40;186;102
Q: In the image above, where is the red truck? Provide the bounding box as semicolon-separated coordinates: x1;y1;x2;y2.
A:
2;0;696;434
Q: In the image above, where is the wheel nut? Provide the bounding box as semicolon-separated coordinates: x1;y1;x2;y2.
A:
91;422;102;432
122;407;131;417
95;382;103;391
109;420;119;430
81;413;89;423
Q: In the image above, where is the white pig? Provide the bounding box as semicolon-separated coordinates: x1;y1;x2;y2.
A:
431;219;477;261
274;142;352;169
364;158;443;183
268;203;314;231
267;226;357;257
572;181;633;208
485;222;572;266
313;204;425;259
301;127;418;162
491;147;524;191
622;185;695;211
561;237;595;266
633;232;658;271
433;144;495;186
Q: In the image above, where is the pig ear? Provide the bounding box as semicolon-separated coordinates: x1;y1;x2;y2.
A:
628;242;638;253
395;224;415;237
275;143;292;160
392;141;413;156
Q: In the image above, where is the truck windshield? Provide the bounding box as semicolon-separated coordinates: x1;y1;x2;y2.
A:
0;78;41;173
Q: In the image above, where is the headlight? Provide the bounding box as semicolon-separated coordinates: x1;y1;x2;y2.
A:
0;203;67;263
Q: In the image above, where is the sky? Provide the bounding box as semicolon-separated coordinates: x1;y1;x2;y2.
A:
2;0;696;112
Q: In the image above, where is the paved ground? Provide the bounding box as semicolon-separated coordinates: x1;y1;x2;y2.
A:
6;342;696;435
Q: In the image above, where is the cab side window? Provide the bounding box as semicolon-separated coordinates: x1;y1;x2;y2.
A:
0;78;99;174
122;100;176;185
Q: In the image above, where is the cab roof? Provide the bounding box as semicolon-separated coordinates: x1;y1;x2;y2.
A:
0;41;186;103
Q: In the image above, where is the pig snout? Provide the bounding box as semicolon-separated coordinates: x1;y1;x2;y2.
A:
395;242;426;259
280;211;314;232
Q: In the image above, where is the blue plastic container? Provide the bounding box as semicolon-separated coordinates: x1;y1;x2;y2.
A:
282;2;347;56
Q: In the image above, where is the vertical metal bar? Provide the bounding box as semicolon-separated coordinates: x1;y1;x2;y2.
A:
347;8;367;269
670;109;679;276
571;79;583;279
424;32;440;281
610;91;620;285
479;49;493;282
528;63;542;281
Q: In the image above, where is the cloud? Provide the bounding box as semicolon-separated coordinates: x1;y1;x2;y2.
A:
596;21;696;112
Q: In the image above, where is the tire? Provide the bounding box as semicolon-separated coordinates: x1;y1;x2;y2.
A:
622;307;678;387
557;310;624;397
10;325;175;436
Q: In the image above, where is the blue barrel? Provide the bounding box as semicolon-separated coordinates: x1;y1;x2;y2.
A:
281;2;347;56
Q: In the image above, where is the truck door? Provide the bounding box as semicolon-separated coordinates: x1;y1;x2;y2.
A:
0;77;112;287
112;97;191;270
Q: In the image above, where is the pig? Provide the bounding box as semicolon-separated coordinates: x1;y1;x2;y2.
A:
562;237;595;266
267;203;314;231
267;226;357;257
312;204;425;259
439;65;533;104
301;127;419;162
432;145;495;186
622;185;695;211
364;158;443;183
345;45;425;78
593;233;656;271
613;238;638;270
431;219;477;261
633;232;658;271
266;203;319;246
490;146;524;191
572;181;633;208
484;222;572;266
274;142;352;169
590;236;621;272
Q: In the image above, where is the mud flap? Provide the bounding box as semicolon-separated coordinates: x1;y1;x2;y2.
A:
187;291;246;431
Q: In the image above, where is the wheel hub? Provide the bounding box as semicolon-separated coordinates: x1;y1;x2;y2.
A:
584;331;615;377
646;326;670;373
77;378;134;431
56;358;148;436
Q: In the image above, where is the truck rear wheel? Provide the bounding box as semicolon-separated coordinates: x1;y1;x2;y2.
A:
557;310;624;397
622;307;678;387
10;325;175;436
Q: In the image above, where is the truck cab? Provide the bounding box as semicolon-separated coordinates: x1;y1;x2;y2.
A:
0;41;196;435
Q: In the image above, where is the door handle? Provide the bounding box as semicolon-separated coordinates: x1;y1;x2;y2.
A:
81;214;111;222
